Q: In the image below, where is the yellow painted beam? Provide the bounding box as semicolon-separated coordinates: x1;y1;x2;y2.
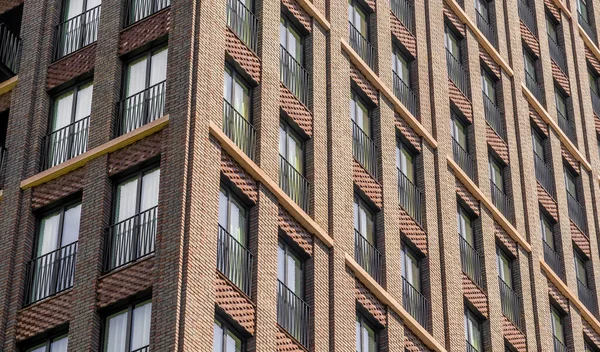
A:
340;39;438;149
551;0;572;18
580;25;600;67
0;76;18;96
447;156;532;252
21;116;170;190
296;0;330;31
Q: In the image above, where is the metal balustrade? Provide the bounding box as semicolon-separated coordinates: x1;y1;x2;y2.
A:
279;155;310;212
548;34;567;73
534;153;555;198
518;0;537;36
393;71;417;116
525;70;545;105
116;80;166;136
277;280;310;347
475;9;496;47
459;236;484;288
24;242;78;305
105;206;158;271
566;191;587;234
355;230;382;283
577;278;597;314
217;225;253;296
54;5;101;60
41;116;90;170
280;45;310;107
398;168;422;226
553;336;569;352
590;88;600;116
352;120;378;179
452;137;475;180
466;341;479;352
0;24;20;75
579;11;597;44
543;240;563;278
446;48;469;96
557;108;576;143
226;0;258;52
222;99;256;160
490;180;512;221
498;277;524;331
131;346;149;352
126;0;170;25
482;93;505;140
348;22;375;69
402;276;428;329
390;0;414;34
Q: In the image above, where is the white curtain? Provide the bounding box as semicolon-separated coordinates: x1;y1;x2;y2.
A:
38;212;61;256
52;92;74;133
223;70;232;103
229;198;244;243
140;169;160;212
277;243;285;283
75;84;93;121
126;58;147;98
225;331;242;352
213;321;224;352
116;177;139;222
130;302;152;350
218;189;228;229
50;336;68;352
61;204;81;247
104;311;128;352
149;48;168;86
65;0;85;19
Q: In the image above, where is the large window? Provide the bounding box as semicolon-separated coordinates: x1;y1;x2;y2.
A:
214;318;243;352
356;313;377;352
564;167;578;200
279;122;303;174
351;91;376;177
104;301;152;352
218;187;247;245
481;69;496;103
56;0;101;59
280;16;307;103
224;66;251;120
401;243;420;292
474;0;490;22
392;46;410;87
489;156;505;193
532;128;545;160
451;112;468;149
348;0;368;37
354;195;374;244
457;205;474;246
26;335;68;352
280;16;302;64
351;91;371;137
590;69;599;96
445;25;461;60
497;248;513;288
575;251;589;287
524;50;536;79
278;240;303;296
396;140;415;183
465;308;483;351
578;0;590;23
540;213;555;249
551;306;565;348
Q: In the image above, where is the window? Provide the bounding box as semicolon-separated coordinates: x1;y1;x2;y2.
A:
464;308;483;351
444;25;461;60
348;0;368;37
578;0;590;23
401;243;420;292
223;66;251;120
481;69;496;103
218;187;247;244
278;240;303;296
26;335;68;352
104;301;152;352
489;156;505;192
57;0;101;58
532;128;545;160
396;140;415;182
524;50;537;80
497;248;512;288
280;16;302;63
551;306;565;346
474;0;490;21
457;205;474;246
564;168;578;200
213;318;243;352
555;88;568;119
356;313;377;352
575;252;589;286
590;69;599;95
540;212;555;250
451;112;468;149
354;195;375;243
351;91;371;137
279;122;303;173
120;46;168;134
547;15;559;43
392;45;410;86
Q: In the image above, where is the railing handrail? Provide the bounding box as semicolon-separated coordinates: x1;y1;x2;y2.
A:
392;71;417;116
116;80;167;136
518;0;537;36
482;92;505;140
524;70;545;105
474;8;497;47
590;86;600;116
533;152;555;198
354;229;382;283
277;279;310;347
279;154;310;212
566;190;587;234
490;179;512;221
217;224;253;296
280;44;310;107
553;336;570;352
390;0;414;34
451;137;475;180
466;340;479;352
498;277;524;331
446;48;469;96
577;277;596;313
547;33;567;72
126;0;171;26
222;98;257;160
348;21;375;69
0;24;21;74
542;239;563;278
41;115;90;170
397;167;422;226
352;119;378;179
53;5;101;60
108;205;158;230
226;0;258;52
556;107;576;143
402;275;428;328
131;346;150;352
459;235;484;289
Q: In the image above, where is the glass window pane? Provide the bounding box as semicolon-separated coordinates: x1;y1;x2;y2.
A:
223;69;233;103
226;330;242;352
104;310;128;352
149;48;168;87
126;57;148;97
26;345;47;352
230;198;246;243
130;302;152;351
53;91;75;132
213;321;224;352
75;83;93;121
140;168;160;212
61;204;81;247
115;177;139;222
278;242;285;283
218;188;228;229
37;211;62;256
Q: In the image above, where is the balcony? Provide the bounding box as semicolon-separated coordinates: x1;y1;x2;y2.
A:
543;240;562;277
517;0;537;36
498;277;523;331
459;236;484;288
557;109;576;143
398;168;422;226
126;0;170;26
451;137;475;180
534;153;555;198
446;49;469;96
217;225;253;296
54;5;101;60
579;11;597;44
348;22;375;70
355;229;382;283
490;180;512;221
223;99;256;160
402;276;428;328
104;206;157;271
0;24;20;78
279;154;310;212
553;336;569;352
475;9;496;48
393;71;417;116
577;278;596;314
466;340;479;352
590;88;600;116
525;70;545;105
226;0;258;52
132;346;149;352
566;191;587;234
24;242;78;305
41;116;90;170
548;34;567;73
280;45;310;107
390;0;414;34
352;120;378;179
277;280;310;348
482;93;505;140
116;80;166;136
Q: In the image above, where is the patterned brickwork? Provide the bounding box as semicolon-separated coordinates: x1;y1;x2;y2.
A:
537;183;558;221
444;4;465;36
353;159;382;208
502;316;527;352
530;104;548;136
544;0;561;20
350;65;378;105
0;90;11;112
561;145;580;174
462;274;488;317
97;257;155;308
215;272;256;334
46;44;96;90
364;0;375;12
390;14;417;58
118;8;170;55
0;0;22;14
595;115;600;131
552;61;570;95
15;292;72;341
495;222;517;256
276;326;305;352
449;79;472;122
549;281;569;311
280;83;313;136
571;221;591;256
583;320;600;347
394;113;421;152
404;327;432;352
399;208;427;254
281;0;311;32
520;22;540;56
221;151;258;202
225;29;261;83
278;207;313;256
456;181;480;216
31;166;87;209
486;124;509;164
355;280;386;326
107;131;162;176
479;46;500;78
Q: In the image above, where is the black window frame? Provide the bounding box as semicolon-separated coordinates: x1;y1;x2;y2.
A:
121;45;168;101
23;334;69;352
356;310;379;352
279;14;305;64
47;80;94;135
396;138;416;182
348;0;370;37
110;164;160;226
464;307;483;350
278;237;305;299
214;315;246;352
33;198;82;258
101;299;153;352
279;119;305;175
218;184;249;243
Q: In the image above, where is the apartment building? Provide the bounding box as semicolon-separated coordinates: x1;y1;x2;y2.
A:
0;0;600;350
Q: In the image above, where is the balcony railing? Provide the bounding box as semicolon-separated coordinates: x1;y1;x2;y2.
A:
548;34;567;73
279;155;310;212
24;242;78;305
534;153;555;198
490;180;512;221
466;340;479;352
217;225;253;296
475;9;496;48
446;49;469;96
459;236;484;288
280;45;310;107
0;24;20;75
393;71;417;116
577;278;596;314
226;0;258;52
277;280;310;348
482;93;505;140
579;11;597;44
543;240;562;277
41;116;90;170
590;88;600;116
557;109;576;143
348;22;375;70
116;80;166;136
398;168;422;226
498;277;523;331
390;0;414;34
54;5;101;60
525;70;545;105
352;120;378;179
131;346;149;352
355;230;382;283
452;138;475;180
402;276;428;328
554;336;569;352
566;191;587;234
104;206;157;271
518;0;537;36
223;99;256;160
126;0;170;26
